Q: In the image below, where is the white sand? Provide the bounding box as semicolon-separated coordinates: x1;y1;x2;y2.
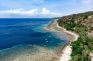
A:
45;19;79;61
59;46;72;61
57;23;79;61
59;34;78;61
57;21;79;61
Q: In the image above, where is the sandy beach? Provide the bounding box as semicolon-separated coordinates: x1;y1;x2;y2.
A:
45;19;79;61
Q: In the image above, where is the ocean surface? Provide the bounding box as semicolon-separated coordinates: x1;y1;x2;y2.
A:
0;18;70;61
0;18;69;50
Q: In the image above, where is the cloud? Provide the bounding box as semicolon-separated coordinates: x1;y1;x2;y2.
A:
40;8;61;17
0;8;61;18
0;9;38;16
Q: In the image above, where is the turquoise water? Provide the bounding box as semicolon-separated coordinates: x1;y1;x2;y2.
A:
0;18;69;50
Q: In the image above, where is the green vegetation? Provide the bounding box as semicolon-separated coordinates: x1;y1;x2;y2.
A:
57;11;93;61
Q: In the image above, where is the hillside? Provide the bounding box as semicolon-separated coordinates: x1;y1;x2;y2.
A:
57;11;93;61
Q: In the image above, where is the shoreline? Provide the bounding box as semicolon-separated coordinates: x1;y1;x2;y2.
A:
45;19;79;61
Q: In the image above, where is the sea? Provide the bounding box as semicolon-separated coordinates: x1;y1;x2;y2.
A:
0;18;69;61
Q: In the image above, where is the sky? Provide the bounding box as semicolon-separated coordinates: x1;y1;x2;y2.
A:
0;0;93;18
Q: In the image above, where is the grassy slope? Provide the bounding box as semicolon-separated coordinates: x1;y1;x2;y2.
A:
57;11;93;61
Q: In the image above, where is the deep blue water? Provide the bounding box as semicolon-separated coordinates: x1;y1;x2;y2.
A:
0;18;68;50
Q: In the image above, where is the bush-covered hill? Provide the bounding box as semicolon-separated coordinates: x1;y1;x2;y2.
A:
57;11;93;61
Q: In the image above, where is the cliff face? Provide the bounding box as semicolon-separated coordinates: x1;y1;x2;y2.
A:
57;11;93;61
